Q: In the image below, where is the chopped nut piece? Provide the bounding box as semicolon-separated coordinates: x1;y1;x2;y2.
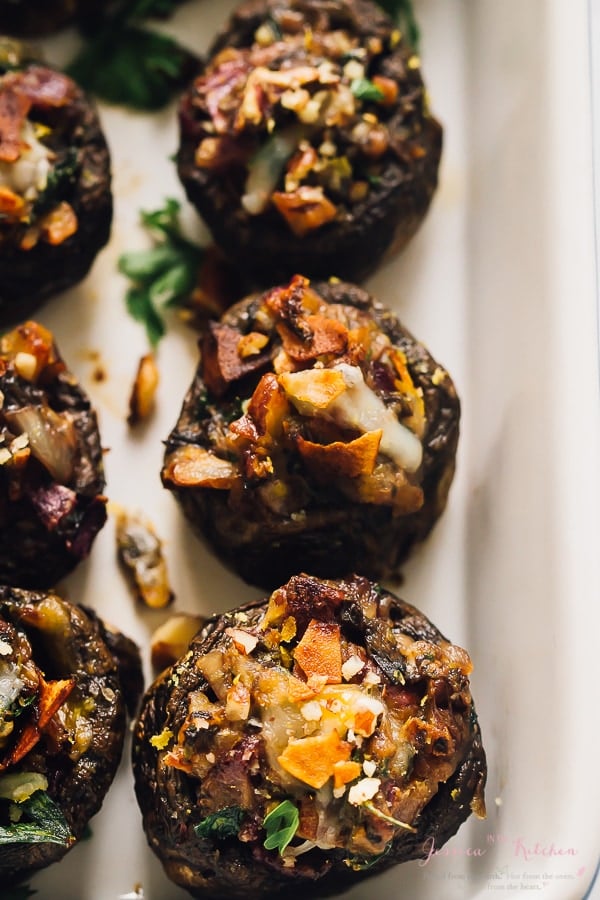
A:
116;509;174;609
128;353;159;426
151;613;205;671
162;444;240;489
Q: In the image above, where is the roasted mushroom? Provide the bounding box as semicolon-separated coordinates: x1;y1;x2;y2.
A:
177;0;442;287
162;276;459;589
0;40;112;325
133;573;486;899
0;584;142;885
0;321;107;589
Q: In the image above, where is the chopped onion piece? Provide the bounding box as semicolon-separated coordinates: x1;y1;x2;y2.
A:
3;405;76;484
242;124;310;215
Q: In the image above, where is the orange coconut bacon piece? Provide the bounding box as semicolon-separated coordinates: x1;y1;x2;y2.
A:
271;186;337;237
0;675;75;771
278;728;352;789
293;619;343;683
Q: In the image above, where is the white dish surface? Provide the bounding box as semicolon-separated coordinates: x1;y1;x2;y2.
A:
10;0;600;897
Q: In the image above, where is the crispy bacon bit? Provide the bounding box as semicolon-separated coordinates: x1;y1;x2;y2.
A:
295;429;382;479
277;313;348;362
38;201;78;246
162;444;240;489
202;322;271;397
271;185;337;236
0;87;31;162
8;67;76;108
278;728;351;789
293;619;343;683
128;353;159;426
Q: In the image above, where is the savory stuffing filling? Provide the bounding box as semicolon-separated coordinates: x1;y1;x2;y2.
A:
162;275;430;517
0;322;79;494
0;604;97;783
188;5;426;235
0;65;80;249
153;575;477;866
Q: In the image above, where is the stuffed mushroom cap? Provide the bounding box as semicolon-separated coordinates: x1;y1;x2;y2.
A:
162;276;460;589
0;41;112;325
0;584;141;885
0;320;107;589
133;573;486;899
177;0;442;287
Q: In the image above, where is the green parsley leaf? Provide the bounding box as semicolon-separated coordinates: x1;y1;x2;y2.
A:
68;25;196;111
194;806;244;840
0;791;75;847
350;77;385;103
125;286;166;348
119;197;204;347
263;799;299;855
67;0;197;111
376;0;420;50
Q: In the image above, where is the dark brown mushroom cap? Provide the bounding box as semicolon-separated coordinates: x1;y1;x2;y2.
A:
177;0;441;287
162;278;459;590
132;574;486;899
0;322;107;589
0;585;140;885
0;55;112;325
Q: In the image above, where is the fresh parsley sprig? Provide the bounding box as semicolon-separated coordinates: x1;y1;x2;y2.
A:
194;806;245;840
119;198;204;347
67;0;198;111
262;799;299;855
0;791;74;847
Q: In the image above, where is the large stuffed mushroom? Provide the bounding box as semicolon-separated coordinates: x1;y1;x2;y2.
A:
177;0;442;286
0;584;142;885
0;41;112;325
0;321;107;589
133;573;486;899
162;276;460;589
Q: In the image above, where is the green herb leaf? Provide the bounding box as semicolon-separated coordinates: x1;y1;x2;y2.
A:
194;806;244;840
263;800;299;855
376;0;420;49
33;149;80;218
350;77;385;103
125;286;166;348
0;791;74;847
68;25;196;111
119;198;204;347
